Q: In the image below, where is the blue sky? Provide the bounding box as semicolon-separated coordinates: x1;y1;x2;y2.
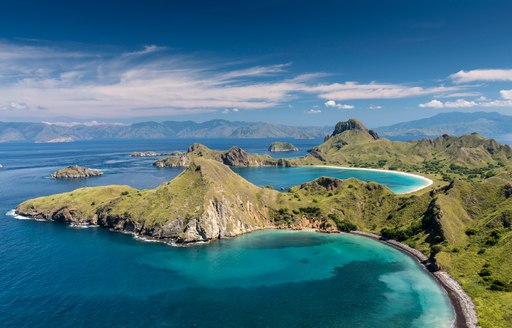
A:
1;0;512;127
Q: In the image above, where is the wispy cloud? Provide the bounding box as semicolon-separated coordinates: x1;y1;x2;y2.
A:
450;69;512;83
304;82;461;101
0;40;490;120
0;101;30;111
306;109;322;114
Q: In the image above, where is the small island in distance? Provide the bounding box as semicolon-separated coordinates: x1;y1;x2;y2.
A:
268;141;299;152
51;165;103;179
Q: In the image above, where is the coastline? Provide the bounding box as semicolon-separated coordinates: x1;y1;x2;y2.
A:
311;164;434;194
350;231;478;328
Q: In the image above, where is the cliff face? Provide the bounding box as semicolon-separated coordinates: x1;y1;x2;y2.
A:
50;165;103;179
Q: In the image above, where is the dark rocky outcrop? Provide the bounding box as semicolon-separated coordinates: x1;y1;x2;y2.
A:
220;146;251;166
300;177;345;191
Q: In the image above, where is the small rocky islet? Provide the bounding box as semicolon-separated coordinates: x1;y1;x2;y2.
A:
268;141;299;152
50;165;103;179
131;151;183;157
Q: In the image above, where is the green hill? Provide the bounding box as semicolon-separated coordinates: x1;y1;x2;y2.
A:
304;119;512;183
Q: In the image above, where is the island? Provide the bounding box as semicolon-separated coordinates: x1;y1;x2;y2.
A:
131;151;183;157
50;165;103;179
154;144;295;168
16;118;512;327
268;142;299;152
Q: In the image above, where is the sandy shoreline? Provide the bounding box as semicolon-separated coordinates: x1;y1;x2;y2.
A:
350;231;478;328
311;165;434;194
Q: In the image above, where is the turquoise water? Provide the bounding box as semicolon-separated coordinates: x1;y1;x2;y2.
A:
0;139;453;327
234;166;430;193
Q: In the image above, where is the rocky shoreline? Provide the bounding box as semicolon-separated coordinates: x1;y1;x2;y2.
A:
350;231;478;328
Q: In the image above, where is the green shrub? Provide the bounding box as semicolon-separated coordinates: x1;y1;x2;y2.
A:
465;227;478;236
327;213;357;232
479;266;492;277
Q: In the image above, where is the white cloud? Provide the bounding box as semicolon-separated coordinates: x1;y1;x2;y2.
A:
419;97;512;109
369;105;382;109
419;99;444;108
444;99;478;108
0;101;30;111
306;109;322;114
450;69;512;83
222;108;240;114
500;90;512;100
324;100;354;109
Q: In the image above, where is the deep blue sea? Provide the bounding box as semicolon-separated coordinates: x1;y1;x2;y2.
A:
0;138;453;327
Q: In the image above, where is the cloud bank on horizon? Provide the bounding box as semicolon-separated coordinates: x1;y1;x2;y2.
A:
1;40;511;122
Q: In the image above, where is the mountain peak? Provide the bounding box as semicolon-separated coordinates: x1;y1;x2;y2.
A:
333;118;367;135
330;118;379;140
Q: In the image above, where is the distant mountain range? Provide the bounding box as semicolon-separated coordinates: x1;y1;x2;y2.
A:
0;120;331;143
376;112;512;137
4;112;512;143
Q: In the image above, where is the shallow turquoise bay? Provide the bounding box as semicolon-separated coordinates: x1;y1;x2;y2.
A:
234;166;430;193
